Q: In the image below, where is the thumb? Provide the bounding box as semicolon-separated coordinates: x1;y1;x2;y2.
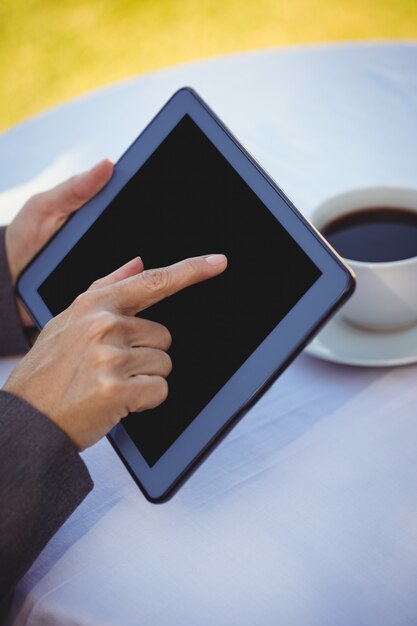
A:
37;159;114;217
89;257;144;291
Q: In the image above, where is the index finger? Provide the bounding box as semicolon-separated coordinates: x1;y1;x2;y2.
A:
107;254;227;315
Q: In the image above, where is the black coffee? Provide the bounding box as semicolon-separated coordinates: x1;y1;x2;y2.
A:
321;207;417;263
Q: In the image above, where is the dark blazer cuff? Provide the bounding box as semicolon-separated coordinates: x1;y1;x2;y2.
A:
0;227;28;356
0;390;93;597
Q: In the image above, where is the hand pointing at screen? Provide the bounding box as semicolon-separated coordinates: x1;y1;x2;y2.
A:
4;251;227;451
2;157;226;450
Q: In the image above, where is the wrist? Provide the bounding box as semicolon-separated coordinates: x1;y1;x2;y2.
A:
0;226;29;355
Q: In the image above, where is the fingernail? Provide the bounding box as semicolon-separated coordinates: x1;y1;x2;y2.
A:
91;159;113;172
98;158;113;166
205;254;227;266
122;256;141;269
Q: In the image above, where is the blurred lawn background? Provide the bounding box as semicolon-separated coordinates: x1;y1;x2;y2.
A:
1;0;416;131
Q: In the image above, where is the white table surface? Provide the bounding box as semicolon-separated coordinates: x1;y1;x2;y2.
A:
2;42;417;626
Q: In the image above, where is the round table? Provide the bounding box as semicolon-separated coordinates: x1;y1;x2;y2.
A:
2;43;417;626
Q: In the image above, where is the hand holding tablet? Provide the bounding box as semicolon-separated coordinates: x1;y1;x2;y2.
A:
5;159;115;327
16;88;355;501
5;252;227;450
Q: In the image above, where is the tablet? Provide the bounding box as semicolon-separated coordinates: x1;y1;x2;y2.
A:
17;87;355;502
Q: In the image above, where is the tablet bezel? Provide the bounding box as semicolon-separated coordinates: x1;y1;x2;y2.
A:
17;87;354;502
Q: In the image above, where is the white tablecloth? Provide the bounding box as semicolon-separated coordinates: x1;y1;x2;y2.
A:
1;43;417;626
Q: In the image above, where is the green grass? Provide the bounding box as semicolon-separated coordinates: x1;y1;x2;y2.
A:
0;0;416;131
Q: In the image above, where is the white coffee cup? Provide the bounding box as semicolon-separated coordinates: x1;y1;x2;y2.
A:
311;187;417;332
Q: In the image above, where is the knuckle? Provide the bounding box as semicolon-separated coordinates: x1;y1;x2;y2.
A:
43;314;58;333
89;310;118;338
158;324;172;350
92;346;109;368
154;376;169;403
133;376;169;412
68;177;88;204
72;291;95;312
161;351;173;375
92;344;122;370
140;268;169;293
149;349;172;376
183;257;200;272
136;318;172;350
95;373;120;398
26;192;42;209
89;277;104;290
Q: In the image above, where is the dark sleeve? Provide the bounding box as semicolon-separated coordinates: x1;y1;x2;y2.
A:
0;390;93;600
0;226;28;356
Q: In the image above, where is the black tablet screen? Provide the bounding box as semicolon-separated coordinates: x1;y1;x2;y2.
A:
39;115;321;466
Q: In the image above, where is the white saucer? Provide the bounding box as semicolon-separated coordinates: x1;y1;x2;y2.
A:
305;312;417;367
